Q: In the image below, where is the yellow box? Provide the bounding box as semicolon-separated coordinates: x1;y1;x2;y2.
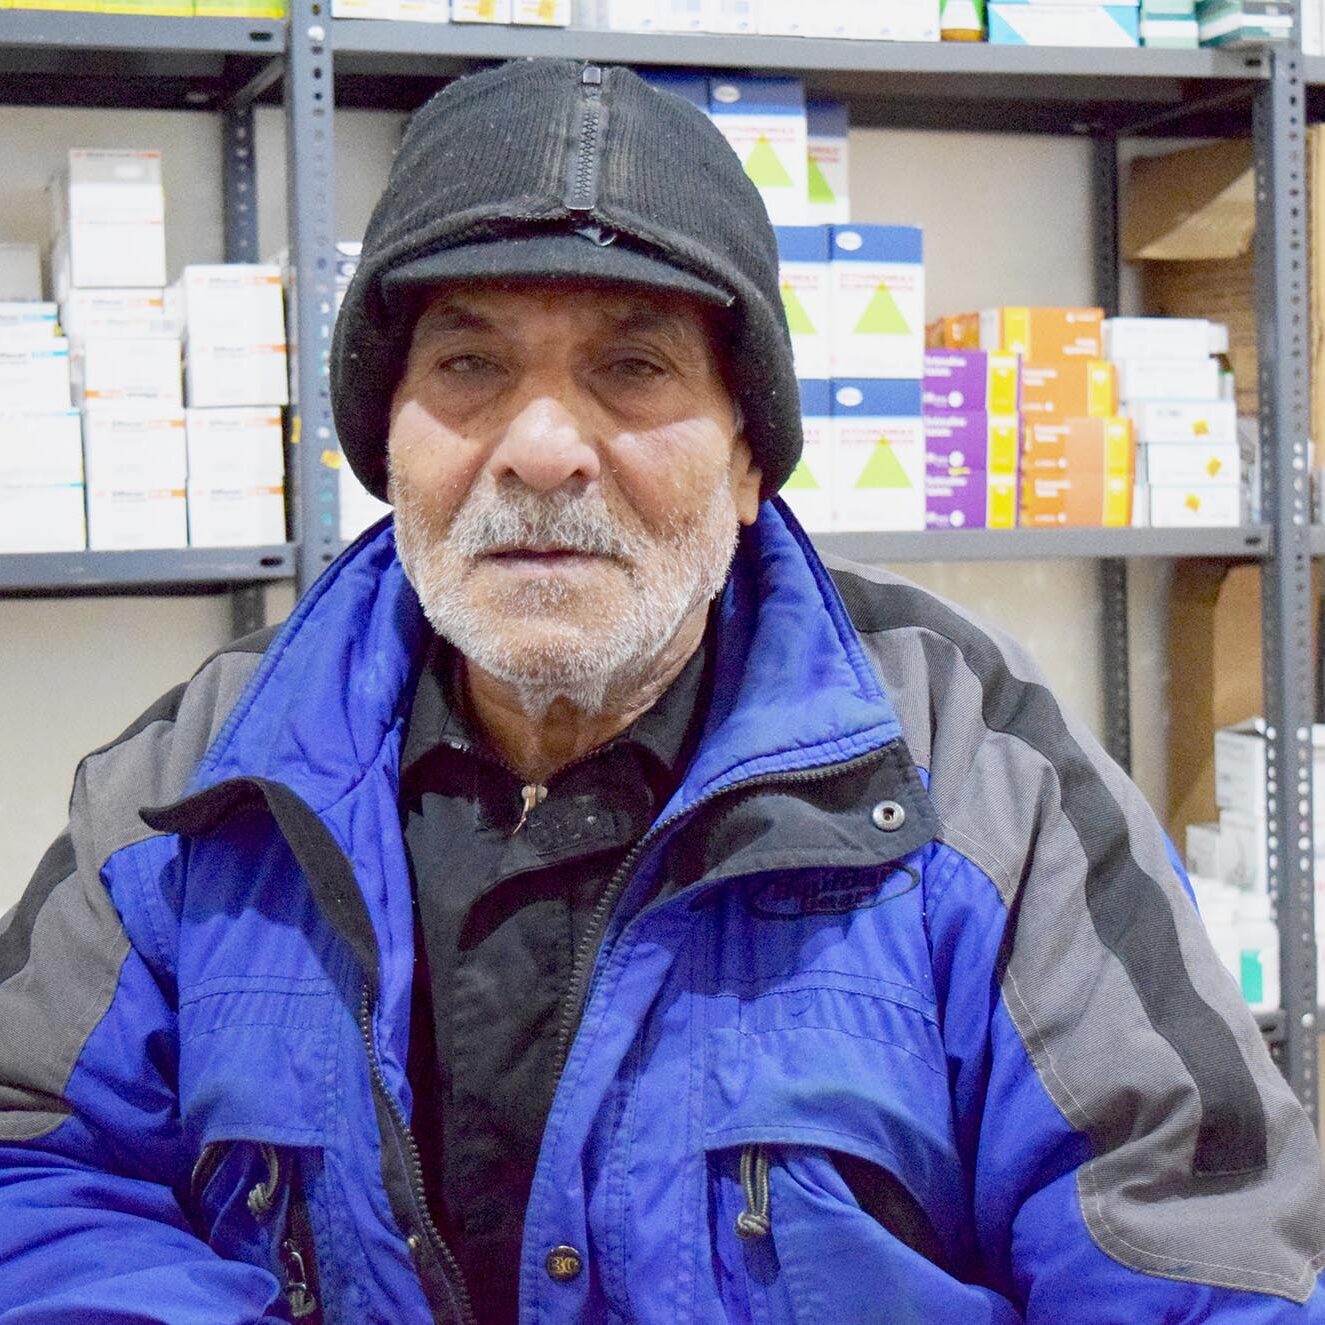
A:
194;0;284;14
1022;416;1134;477
513;0;570;19
1021;359;1117;419
11;0;100;12
982;306;1104;361
100;0;192;13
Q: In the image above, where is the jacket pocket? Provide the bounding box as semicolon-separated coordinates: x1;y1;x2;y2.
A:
188;1140;325;1323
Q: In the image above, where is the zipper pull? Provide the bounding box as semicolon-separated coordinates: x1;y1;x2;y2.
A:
734;1144;771;1240
566;65;606;211
513;782;548;835
280;1239;319;1318
246;1142;280;1219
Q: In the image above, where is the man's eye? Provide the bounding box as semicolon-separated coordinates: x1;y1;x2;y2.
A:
606;357;666;381
437;354;499;376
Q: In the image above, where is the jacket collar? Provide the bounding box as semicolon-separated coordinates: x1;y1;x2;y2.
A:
190;499;906;817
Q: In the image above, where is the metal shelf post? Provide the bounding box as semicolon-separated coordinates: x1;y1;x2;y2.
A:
1092;134;1132;774
1254;47;1318;1120
285;0;340;594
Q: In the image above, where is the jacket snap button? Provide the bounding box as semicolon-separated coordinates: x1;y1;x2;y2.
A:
546;1245;583;1283
871;800;905;831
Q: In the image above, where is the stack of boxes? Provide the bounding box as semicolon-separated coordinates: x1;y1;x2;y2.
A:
988;0;1140;47
8;0;284;16
576;0;941;36
178;265;289;548
1139;0;1197;45
1195;0;1292;44
0;270;83;552
1107;317;1240;528
332;0;570;23
51;149;189;553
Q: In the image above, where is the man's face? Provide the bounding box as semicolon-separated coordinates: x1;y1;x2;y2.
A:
387;279;762;716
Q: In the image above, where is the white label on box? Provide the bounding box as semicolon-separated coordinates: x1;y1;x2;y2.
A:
76;338;182;406
0;482;85;552
183;265;287;345
186;344;290;409
187;482;286;547
0;409;83;485
186;407;284;482
1147;484;1241;527
832;414;924;530
0;340;71;410
830;244;924;379
1117;357;1221;404
86;486;187;551
1143;442;1240;488
1128;399;1237;445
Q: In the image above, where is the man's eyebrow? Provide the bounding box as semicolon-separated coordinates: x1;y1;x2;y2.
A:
602;306;707;352
411;305;496;341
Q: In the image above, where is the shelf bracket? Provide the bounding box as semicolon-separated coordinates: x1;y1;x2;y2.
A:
1254;47;1317;1121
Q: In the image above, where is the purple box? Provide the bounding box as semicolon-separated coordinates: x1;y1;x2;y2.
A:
923;350;1021;415
923;412;1020;477
925;464;989;530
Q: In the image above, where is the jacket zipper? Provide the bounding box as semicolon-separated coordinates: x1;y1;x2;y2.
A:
357;987;477;1325
566;65;604;211
282;1158;324;1322
553;746;893;1072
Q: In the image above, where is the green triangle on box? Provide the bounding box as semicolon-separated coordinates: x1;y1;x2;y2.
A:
744;135;795;190
806;155;836;206
854;282;911;336
784;460;820;491
856;438;912;490
780;282;817;335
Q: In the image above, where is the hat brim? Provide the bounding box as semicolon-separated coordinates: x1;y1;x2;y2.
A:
379;232;735;309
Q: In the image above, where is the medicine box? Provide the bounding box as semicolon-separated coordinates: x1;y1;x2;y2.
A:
61;288;182;341
776;226;830;381
922;411;1020;481
0;245;41;301
1021;470;1133;527
709;78;808;227
49;150;166;291
831;379;924;532
186;345;289;409
1104;319;1221;360
1127;398;1237;445
0;482;85;552
756;0;815;32
1142;442;1239;487
1116;358;1221;404
1214;718;1325;821
988;2;1140;43
0;409;83;486
451;0;512;18
1147;484;1241;527
1020;359;1117;419
701;0;755;32
854;0;940;40
655;0;703;29
1141;14;1199;40
923;350;1020;415
513;0;570;20
1022;416;1135;477
1185;822;1222;880
0;302;58;341
925;463;1018;531
980;306;1103;361
829;225;925;380
185;407;284;481
926;312;982;351
182;265;286;345
806;101;849;227
781;378;832;534
0;338;71;409
73;338;181;406
82;406;188;550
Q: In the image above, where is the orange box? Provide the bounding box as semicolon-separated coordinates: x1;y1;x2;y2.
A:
1021;471;1134;527
981;306;1103;360
1022;416;1135;476
1021;359;1117;419
926;312;982;350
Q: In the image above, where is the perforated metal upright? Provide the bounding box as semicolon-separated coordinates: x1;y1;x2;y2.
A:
285;0;340;594
1254;46;1317;1121
1092;134;1132;775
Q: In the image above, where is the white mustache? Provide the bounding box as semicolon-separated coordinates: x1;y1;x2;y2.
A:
448;488;642;562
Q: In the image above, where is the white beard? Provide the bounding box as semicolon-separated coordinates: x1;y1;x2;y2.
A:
393;472;740;720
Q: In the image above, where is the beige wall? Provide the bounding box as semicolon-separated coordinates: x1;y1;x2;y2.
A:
0;114;1170;909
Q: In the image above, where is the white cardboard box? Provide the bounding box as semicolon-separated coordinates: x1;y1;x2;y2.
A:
187;481;285;548
185;406;284;481
1143;442;1240;488
1103;317;1222;361
1214;718;1325;819
0;482;86;552
73;338;182;406
1185;821;1222;880
709;77;809;228
0;303;58;343
62;288;182;341
186;344;289;409
781;378;833;534
83;405;188;550
776;226;831;380
86;483;188;550
0;244;42;301
756;0;814;33
1116;357;1222;404
806;101;850;226
1127;399;1237;446
0;409;84;485
855;0;940;40
182;265;286;346
0;339;71;410
831;379;925;531
1148;484;1241;527
829;225;925;379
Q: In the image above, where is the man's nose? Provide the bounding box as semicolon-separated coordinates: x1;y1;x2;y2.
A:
487;394;601;492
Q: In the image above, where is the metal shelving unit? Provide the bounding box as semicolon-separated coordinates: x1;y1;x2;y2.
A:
0;16;1317;1114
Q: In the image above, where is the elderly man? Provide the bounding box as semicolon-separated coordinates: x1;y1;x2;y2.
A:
0;58;1322;1325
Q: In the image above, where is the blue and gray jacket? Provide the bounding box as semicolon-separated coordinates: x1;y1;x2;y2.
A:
2;503;1323;1323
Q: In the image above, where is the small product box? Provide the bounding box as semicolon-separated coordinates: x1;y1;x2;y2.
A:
1140;16;1199;44
0;338;71;409
925;467;1016;531
0;244;42;301
73;338;182;406
781;378;833;534
988;2;1140;43
49;150;166;291
0;302;58;341
0;484;86;552
1214;718;1325;818
61;288;182;340
1147;484;1241;527
182;265;286;345
1185;822;1223;880
82;406;188;550
1020;359;1116;419
923;349;1020;415
776;226;831;381
451;0;512;17
702;0;755;31
1116;358;1221;404
0;409;83;486
1127;398;1237;445
1022;416;1135;476
980;305;1103;360
397;0;451;20
806;101;850;226
926;312;982;350
756;0;815;32
1021;470;1134;527
601;0;657;26
922;411;1020;483
655;0;703;28
831;379;924;532
1196;0;1292;45
513;0;569;20
709;77;809;227
186;406;287;547
1142;442;1240;487
923;416;1018;531
1103;318;1219;360
854;0;941;39
1217;809;1267;892
829;225;925;380
186;345;289;409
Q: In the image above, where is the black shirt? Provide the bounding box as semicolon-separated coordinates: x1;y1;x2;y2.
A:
399;632;712;1324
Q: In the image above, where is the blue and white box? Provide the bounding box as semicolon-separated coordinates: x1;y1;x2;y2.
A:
831;378;925;532
782;378;833;533
806;100;850;226
776;226;831;381
988;3;1140;43
709;77;808;227
829;225;925;380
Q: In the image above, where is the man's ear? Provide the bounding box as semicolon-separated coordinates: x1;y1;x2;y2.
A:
730;438;763;526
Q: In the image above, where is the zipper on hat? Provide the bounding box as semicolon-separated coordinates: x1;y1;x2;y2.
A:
566;65;605;212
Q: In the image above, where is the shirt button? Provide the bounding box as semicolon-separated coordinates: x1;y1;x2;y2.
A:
546;1245;583;1283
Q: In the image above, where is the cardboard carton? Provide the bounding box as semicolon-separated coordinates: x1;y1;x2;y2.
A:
1021;469;1133;527
1148;484;1242;527
980;305;1103;360
1127;399;1237;445
1142;441;1240;487
923;349;1020;414
709;77;808;227
806;101;849;226
1021;359;1116;419
1022;416;1135;477
830;225;925;379
776;226;831;381
988;3;1139;43
782;378;832;533
830;379;924;531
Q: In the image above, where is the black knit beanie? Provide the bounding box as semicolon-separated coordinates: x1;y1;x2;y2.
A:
330;58;802;501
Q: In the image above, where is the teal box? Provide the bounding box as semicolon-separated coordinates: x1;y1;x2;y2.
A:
1142;14;1198;40
988;3;1140;42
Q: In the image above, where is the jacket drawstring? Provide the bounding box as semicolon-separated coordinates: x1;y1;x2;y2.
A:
735;1145;771;1240
246;1142;280;1218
